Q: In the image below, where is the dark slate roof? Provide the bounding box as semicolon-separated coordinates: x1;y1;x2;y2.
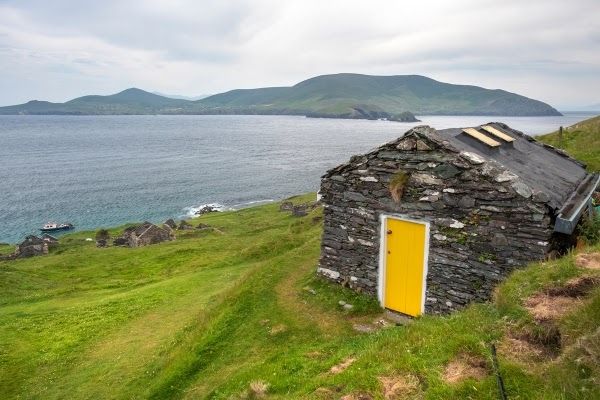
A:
436;122;589;211
323;123;594;213
133;222;154;236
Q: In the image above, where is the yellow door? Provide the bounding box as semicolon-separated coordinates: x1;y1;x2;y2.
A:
384;218;427;317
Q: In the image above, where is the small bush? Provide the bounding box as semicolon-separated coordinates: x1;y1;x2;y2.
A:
95;229;110;241
579;213;600;245
389;171;409;203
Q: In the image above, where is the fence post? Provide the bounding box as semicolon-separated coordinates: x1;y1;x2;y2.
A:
558;126;563;147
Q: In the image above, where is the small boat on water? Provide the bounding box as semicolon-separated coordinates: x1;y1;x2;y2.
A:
40;222;74;232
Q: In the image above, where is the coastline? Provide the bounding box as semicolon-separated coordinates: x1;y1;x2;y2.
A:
1;113;595;244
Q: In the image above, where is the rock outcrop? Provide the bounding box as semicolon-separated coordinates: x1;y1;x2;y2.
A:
164;219;177;230
194;205;219;216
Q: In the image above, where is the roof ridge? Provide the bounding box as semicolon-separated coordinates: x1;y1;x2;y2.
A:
322;126;440;177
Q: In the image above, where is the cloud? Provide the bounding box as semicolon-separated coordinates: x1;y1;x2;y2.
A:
0;0;598;107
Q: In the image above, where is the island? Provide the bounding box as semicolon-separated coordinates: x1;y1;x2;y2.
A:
0;73;562;119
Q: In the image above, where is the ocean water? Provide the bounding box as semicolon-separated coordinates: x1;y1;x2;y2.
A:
0;112;595;243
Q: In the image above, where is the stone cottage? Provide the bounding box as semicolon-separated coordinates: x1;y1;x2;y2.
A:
318;123;599;316
15;235;48;258
113;222;174;247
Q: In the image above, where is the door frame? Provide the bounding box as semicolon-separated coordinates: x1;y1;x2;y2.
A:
377;214;430;315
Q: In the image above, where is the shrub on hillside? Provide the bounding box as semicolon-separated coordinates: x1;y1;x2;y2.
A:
579;213;600;245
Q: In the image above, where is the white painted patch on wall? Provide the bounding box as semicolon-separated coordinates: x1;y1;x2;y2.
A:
349;207;373;218
359;176;378;182
449;220;465;229
317;267;340;280
357;238;374;247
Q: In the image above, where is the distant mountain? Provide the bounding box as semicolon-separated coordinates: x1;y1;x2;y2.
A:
198;74;561;116
0;74;562;117
0;88;189;115
152;92;211;101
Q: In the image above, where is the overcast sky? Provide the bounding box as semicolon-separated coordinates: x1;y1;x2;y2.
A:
1;0;598;108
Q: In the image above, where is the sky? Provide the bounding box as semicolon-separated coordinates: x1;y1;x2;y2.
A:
0;0;599;109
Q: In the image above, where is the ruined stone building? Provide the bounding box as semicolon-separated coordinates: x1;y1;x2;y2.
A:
113;222;174;247
318;123;599;316
15;235;48;258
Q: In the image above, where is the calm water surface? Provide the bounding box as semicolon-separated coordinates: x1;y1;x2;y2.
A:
0;113;595;243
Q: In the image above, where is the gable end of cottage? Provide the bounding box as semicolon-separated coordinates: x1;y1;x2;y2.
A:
318;126;557;314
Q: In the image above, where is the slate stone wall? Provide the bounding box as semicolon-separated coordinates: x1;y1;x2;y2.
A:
318;126;555;314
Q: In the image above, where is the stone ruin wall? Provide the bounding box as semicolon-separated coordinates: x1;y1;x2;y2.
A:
318;128;555;314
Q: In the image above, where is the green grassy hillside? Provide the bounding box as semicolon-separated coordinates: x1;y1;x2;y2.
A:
199;74;561;116
538;115;600;171
1;194;599;399
0;88;189;115
0;74;560;117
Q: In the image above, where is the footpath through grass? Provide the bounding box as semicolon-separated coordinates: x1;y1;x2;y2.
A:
1;193;599;399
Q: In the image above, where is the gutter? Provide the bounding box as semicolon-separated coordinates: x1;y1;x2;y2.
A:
554;174;600;234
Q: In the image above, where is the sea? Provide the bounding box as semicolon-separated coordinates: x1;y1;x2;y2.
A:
0;112;596;244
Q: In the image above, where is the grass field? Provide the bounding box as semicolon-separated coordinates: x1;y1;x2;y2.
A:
538;115;600;171
1;193;599;399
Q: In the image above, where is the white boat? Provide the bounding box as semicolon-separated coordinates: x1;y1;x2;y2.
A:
40;222;74;232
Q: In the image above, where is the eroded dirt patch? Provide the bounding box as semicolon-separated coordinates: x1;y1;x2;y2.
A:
378;374;421;399
330;357;356;374
575;253;600;270
525;276;599;321
516;276;595;358
498;332;557;363
350;312;412;334
524;293;582;321
546;276;600;297
442;353;489;384
269;323;287;335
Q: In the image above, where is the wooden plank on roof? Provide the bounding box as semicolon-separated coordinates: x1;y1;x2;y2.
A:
481;125;515;142
462;128;501;147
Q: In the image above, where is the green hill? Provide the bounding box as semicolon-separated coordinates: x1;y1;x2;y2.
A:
1;194;598;399
538;115;600;171
0;88;189;115
199;74;561;117
0;74;561;117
